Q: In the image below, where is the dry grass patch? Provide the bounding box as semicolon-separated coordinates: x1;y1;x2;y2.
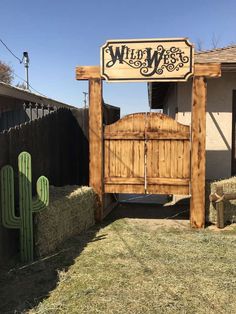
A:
28;218;236;314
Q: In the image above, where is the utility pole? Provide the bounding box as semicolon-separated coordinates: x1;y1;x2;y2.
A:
23;52;29;90
83;91;88;108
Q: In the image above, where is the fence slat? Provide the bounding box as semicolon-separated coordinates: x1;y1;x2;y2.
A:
0;107;91;265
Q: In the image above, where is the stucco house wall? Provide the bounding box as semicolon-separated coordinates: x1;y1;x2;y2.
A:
150;45;236;181
173;72;235;180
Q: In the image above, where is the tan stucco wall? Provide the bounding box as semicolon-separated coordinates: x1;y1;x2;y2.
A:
176;72;236;180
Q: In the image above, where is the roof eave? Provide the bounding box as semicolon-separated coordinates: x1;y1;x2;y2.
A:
221;63;236;72
0;82;75;109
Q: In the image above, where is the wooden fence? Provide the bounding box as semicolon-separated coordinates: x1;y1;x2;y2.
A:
0;102;55;132
0;104;120;265
0;108;87;264
0;108;88;188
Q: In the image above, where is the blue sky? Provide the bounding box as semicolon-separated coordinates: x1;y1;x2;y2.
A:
0;0;236;115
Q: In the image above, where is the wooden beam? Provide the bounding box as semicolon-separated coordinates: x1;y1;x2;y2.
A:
104;184;145;194
105;177;145;185
89;79;103;221
194;63;221;78
104;131;145;140
76;66;101;80
104;130;190;140
105;177;189;186
146;131;190;140
190;76;207;228
147;178;189;186
76;63;221;80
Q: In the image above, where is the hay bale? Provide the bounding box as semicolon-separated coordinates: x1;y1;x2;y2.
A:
207;177;236;224
34;186;97;257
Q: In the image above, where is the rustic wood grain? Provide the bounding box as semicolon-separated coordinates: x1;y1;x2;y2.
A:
89;79;103;220
76;61;219;227
190;76;206;228
76;62;220;82
146;185;189;195
104;114;145;194
147;178;189;185
104;112;191;195
194;63;221;78
170;140;178;178
76;63;221;81
145;131;190;140
104;184;145;194
76;66;101;80
146;113;190;194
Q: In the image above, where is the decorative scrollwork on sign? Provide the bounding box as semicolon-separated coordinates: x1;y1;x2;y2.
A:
102;39;193;81
105;44;190;77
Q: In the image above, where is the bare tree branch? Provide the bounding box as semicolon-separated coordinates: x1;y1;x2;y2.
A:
196;39;204;52
0;61;14;84
211;33;220;49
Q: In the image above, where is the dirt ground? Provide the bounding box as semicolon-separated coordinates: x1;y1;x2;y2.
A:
0;202;234;314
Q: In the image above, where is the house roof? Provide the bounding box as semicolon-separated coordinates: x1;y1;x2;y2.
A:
149;44;236;109
0;82;75;109
195;45;236;63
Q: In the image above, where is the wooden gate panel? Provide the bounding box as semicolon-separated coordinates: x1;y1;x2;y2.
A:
104;114;146;193
146;113;190;195
104;112;190;195
104;140;145;193
147;140;159;177
107;140;142;178
170;140;178;178
183;141;191;178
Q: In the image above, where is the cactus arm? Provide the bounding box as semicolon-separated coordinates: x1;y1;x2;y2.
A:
0;166;20;228
1;151;49;262
32;176;49;212
18;151;33;262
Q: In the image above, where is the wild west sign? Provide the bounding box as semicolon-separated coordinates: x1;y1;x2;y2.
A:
101;38;194;82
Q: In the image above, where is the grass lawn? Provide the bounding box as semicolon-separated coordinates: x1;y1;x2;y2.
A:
28;212;236;314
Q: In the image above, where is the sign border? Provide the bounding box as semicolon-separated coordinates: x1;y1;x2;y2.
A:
101;38;194;82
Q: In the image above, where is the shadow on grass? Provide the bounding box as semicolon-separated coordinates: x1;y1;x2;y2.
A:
105;201;190;221
0;224;105;314
0;201;189;314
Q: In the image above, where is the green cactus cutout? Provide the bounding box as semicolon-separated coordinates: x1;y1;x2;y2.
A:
0;152;49;262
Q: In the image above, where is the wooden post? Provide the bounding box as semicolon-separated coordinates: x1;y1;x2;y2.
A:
76;64;221;226
190;76;207;228
89;78;103;221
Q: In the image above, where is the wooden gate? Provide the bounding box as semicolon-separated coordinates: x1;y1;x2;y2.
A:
104;112;190;195
76;63;221;227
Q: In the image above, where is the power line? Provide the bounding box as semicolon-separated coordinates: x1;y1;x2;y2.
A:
0;38;23;64
13;71;47;97
0;38;48;98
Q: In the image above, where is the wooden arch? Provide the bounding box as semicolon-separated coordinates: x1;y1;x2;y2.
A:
76;63;221;228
